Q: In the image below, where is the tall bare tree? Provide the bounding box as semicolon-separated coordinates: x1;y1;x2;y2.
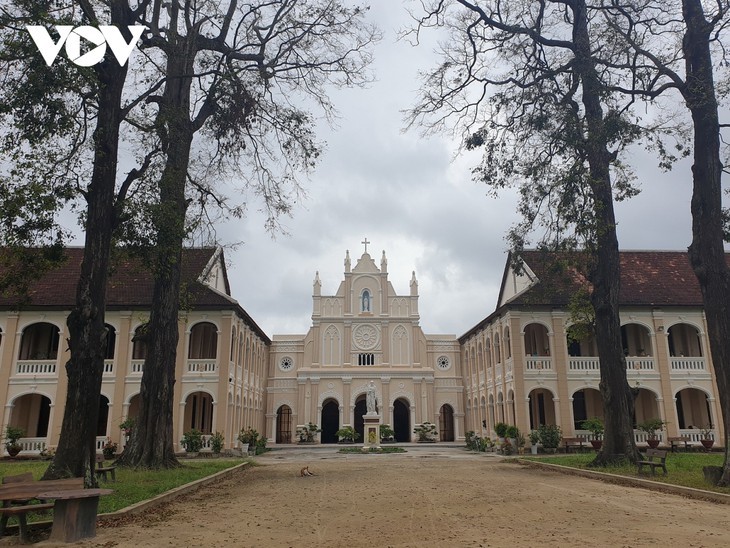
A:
600;0;730;485
116;0;379;468
0;0;156;483
408;0;644;464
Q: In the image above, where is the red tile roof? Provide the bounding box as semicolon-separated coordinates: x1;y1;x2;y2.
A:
0;247;269;342
460;249;724;341
514;250;715;306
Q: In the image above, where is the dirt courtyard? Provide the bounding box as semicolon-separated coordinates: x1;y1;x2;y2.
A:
51;447;730;547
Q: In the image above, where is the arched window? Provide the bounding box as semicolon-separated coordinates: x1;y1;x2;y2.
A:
361;289;371;312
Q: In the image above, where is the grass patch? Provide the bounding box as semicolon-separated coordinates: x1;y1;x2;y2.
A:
0;458;245;516
522;452;729;493
338;447;406;454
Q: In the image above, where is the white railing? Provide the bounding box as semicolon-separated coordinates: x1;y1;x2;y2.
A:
187;359;217;373
131;359;144;374
569;357;599;371
633;430;665;445
678;429;714;443
525;357;553;371
96;436;107;451
670;357;706;371
626;357;655;371
201;434;212;450
15;360;56;375
19;437;47;454
103;359;114;375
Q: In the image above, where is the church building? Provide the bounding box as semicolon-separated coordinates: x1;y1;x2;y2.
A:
266;241;464;444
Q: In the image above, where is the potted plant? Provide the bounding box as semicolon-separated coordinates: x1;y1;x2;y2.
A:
413;421;438;442
581;417;604;450
210;431;225;454
296;423;321;443
505;424;519;445
494;422;508;441
637;418;666;449
528;430;540;454
699;426;714;451
102;438;118;460
537;424;562;453
119;417;135;442
3;425;25;457
180;428;203;455
238;427;260;454
335;426;360;443
515;432;526;454
380;424;395;443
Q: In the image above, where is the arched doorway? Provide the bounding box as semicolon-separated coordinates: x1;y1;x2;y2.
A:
97;395;110;437
354;396;366;443
439;404;454;441
9;394;51;441
320;399;339;443
276;405;292;444
527;388;556;429
393;398;410;442
184;391;214;433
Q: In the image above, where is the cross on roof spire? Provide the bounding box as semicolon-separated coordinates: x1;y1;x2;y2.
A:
361;237;370;254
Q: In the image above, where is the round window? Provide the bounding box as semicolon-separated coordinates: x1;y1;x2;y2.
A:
280;356;294;371
437;356;450;370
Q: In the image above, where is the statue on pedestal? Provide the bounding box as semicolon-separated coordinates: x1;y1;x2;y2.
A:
366;380;378;415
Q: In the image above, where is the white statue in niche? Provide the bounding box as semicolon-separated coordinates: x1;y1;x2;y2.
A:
366;380;378;415
362;290;370;312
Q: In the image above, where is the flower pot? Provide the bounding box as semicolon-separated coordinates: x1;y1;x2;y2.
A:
646;438;660;449
700;439;714;451
6;445;21;457
590;440;602;451
530;444;538;455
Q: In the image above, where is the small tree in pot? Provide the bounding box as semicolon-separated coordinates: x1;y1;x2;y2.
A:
637;418;666;449
537;424;562;453
581;417;604;450
3;425;25;457
335;426;360;443
700;426;715;451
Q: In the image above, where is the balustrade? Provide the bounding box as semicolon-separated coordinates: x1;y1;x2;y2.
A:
15;360;56;375
670;357;706;371
187;359;217;373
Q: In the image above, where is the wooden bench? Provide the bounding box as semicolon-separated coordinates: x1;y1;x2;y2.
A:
637;448;668;476
667;436;691;452
562;437;585;453
0;477;83;543
96;453;117;482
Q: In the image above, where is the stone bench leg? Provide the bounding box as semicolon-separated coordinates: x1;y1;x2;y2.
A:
48;496;101;543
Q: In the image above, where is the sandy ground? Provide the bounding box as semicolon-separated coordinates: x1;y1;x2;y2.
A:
32;446;730;547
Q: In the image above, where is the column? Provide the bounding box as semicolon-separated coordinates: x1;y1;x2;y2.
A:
0;314;19;430
551;312;573;434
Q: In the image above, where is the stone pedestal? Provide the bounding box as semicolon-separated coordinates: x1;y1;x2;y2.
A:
362;414;381;450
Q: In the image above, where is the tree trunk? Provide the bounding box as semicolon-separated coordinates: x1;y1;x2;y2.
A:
42;1;131;484
572;0;641;465
116;35;196;470
682;0;730;486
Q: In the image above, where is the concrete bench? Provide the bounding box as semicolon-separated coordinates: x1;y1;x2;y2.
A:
667;436;691;452
637;448;668;476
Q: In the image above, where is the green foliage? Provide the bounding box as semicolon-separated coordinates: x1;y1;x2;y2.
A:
338;447;406;454
413;422;438;442
566;288;596;345
505;425;519;439
180;429;204;452
237;427;260;448
335;426;361;443
637;418;666;438
3;425;25;449
581;417;605;439
296;423;321;442
494;422;509;438
537;424;562;449
528;430;540;444
210;431;225;454
119;417;136;434
379;424;395;441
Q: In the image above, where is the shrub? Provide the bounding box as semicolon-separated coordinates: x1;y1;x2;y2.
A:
581;417;604;439
505;425;519;439
413;422;438;442
494;422;509;438
380;424;395;442
210;431;225;454
537;424;562;449
335;426;360;443
181;429;203;452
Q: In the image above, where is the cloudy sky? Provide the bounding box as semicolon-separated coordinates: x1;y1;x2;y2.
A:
208;1;702;339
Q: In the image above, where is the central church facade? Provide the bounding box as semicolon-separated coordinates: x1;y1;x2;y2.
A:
266;247;464;444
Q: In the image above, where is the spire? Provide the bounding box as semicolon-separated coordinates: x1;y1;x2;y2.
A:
313;271;321;296
410;270;418;296
381;250;388;272
345;250;351;273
